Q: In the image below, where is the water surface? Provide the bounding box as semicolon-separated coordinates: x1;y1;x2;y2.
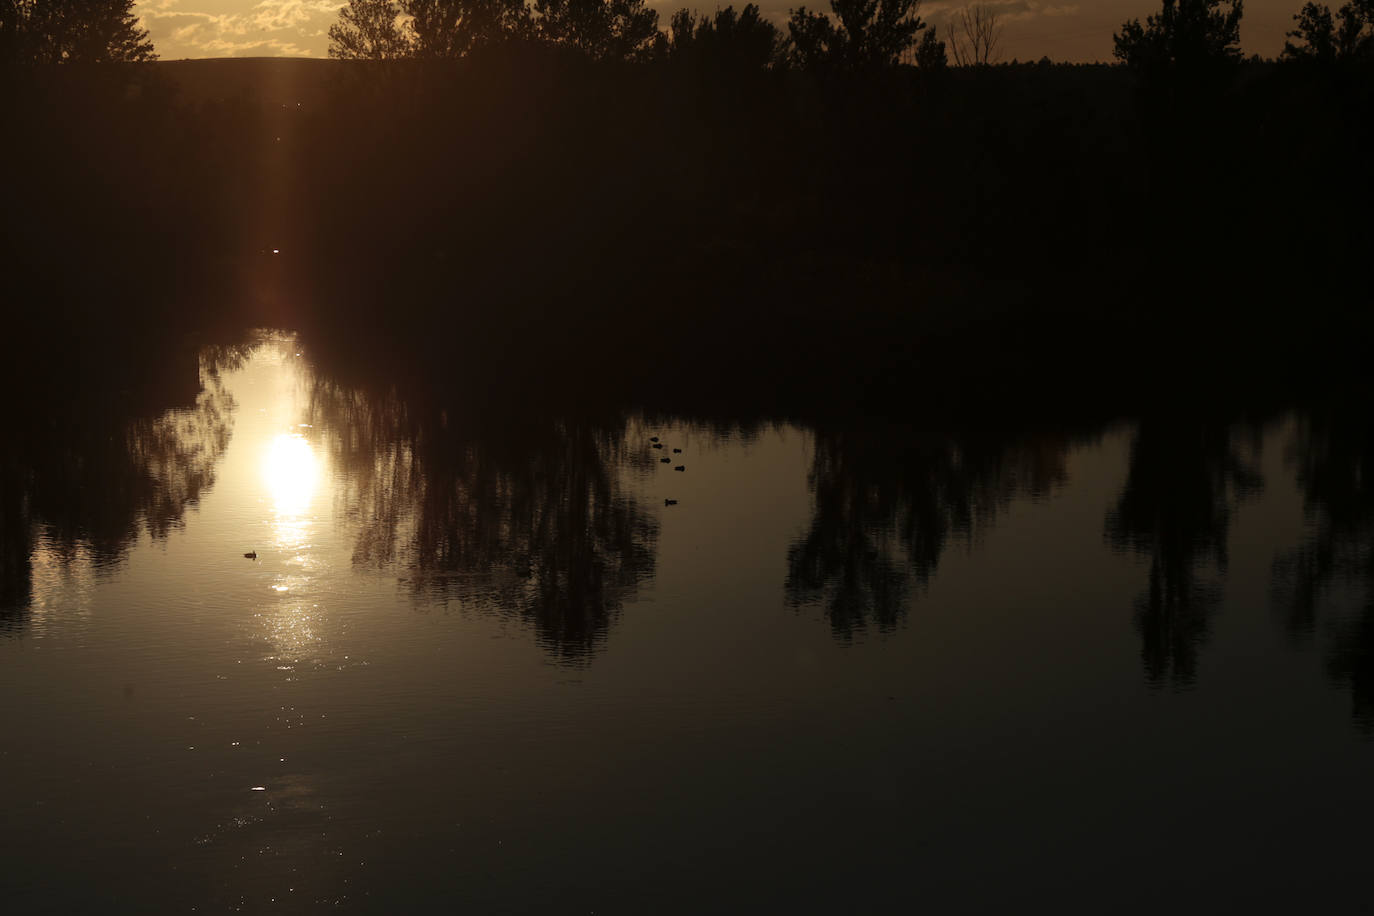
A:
3;333;1373;911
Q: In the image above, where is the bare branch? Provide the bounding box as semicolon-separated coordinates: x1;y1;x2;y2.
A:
949;3;1002;66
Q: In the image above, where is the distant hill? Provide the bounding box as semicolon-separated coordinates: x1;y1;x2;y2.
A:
154;57;347;107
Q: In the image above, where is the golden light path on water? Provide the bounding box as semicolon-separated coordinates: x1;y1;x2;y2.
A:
254;345;329;666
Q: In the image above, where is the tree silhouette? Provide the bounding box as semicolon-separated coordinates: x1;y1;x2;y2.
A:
1282;1;1374;61
407;0;532;57
787;0;925;71
1272;409;1374;729
1;0;155;63
308;382;658;663
533;0;660;61
787;427;1070;640
1113;0;1242;81
914;23;946;69
0;0;27;61
665;4;783;71
948;4;1002;66
0;445;34;623
1104;418;1263;688
328;0;410;59
1;360;234;634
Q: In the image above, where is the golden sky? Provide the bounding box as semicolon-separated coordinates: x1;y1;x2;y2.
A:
137;0;1303;63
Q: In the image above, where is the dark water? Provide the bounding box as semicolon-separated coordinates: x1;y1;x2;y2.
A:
3;332;1373;912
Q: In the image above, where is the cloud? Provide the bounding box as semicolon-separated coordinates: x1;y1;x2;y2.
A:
924;0;1080;22
250;0;343;32
138;0;344;57
192;35;315;55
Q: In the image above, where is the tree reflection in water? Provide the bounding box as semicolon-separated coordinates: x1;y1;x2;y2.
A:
308;382;657;663
1274;407;1374;728
0;353;237;631
1105;417;1264;688
787;425;1072;639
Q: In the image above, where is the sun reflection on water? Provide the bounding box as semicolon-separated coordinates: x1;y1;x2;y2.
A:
264;432;318;521
260;426;326;663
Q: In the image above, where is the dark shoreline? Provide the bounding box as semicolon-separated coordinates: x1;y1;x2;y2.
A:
2;54;1370;420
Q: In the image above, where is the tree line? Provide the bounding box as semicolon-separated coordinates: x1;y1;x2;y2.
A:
1;0;154;62
1112;0;1374;76
327;0;1374;73
326;0;941;71
3;0;1372;73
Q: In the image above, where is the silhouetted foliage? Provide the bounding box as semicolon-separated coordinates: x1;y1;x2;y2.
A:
0;0;25;61
0;0;154;63
533;0;660;60
1105;418;1263;688
407;0;532;57
914;23;946;69
328;0;410;59
787;0;924;71
665;4;783;71
1327;608;1374;729
0;447;34;622
307;378;657;662
0;352;233;631
788;426;1070;639
1272;407;1374;728
1113;0;1243;83
1282;0;1374;61
4;45;1372;425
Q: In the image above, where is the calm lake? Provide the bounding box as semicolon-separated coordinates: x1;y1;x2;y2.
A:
3;331;1373;912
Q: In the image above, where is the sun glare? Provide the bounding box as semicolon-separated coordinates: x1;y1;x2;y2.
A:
264;432;318;519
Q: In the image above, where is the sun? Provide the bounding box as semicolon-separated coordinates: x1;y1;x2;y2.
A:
263;432;318;519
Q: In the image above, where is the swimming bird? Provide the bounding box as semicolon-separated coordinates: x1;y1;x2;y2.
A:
660;457;671;463
664;499;677;506
244;551;257;560
672;448;682;453
674;466;685;472
652;443;662;449
650;437;660;443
